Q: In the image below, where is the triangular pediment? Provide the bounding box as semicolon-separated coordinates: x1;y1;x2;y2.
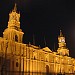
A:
43;47;52;52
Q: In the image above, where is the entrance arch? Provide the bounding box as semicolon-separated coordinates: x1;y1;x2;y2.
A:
46;65;49;75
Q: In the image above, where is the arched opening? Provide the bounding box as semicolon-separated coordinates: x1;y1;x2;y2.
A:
15;35;18;42
16;62;19;67
46;65;49;75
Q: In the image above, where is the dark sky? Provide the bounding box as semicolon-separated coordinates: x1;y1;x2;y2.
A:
0;0;75;57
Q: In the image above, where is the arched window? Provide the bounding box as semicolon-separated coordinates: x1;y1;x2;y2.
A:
46;65;49;75
15;35;18;42
16;62;18;67
34;56;36;60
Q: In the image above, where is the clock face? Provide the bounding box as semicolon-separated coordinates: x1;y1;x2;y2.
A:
61;39;65;42
59;38;65;42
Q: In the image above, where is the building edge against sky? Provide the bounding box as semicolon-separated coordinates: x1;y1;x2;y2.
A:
0;4;75;75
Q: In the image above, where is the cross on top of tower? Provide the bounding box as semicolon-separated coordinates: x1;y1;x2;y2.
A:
60;30;63;37
13;3;17;12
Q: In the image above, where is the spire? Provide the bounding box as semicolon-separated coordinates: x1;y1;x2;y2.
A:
8;3;20;28
60;30;63;37
13;3;17;12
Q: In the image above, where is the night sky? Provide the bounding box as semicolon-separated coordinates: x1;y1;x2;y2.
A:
0;0;75;57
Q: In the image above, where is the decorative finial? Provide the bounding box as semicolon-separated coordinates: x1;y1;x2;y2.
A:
13;3;17;12
28;42;31;46
60;30;63;37
39;45;40;49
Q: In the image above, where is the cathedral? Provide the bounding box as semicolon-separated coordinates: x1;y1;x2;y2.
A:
0;4;75;75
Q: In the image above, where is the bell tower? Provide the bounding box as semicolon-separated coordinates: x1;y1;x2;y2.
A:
58;30;66;48
57;30;69;56
3;4;24;43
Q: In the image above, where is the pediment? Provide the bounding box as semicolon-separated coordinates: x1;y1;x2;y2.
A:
43;47;52;52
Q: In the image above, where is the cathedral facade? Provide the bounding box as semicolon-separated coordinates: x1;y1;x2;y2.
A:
0;4;75;75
